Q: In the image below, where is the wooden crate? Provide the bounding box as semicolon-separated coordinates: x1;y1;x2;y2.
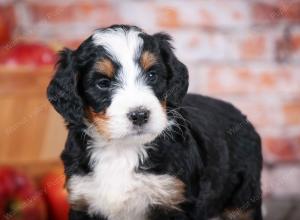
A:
0;68;67;171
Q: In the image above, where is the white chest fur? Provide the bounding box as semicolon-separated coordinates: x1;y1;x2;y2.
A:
67;142;185;220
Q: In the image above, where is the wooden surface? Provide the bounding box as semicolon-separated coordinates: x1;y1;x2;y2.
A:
0;69;67;166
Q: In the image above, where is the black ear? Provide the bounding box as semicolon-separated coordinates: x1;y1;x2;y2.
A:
47;48;84;125
154;33;189;106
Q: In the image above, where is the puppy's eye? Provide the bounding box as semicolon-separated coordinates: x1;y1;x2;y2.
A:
96;78;111;90
147;70;158;83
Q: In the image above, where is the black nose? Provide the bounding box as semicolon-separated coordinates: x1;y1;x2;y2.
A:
127;108;150;126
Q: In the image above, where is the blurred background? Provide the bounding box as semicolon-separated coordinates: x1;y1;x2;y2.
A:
0;0;299;219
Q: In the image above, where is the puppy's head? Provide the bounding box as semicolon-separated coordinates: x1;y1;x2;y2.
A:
47;25;188;144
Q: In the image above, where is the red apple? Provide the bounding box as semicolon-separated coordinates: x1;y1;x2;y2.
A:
0;167;47;220
0;6;14;46
41;169;69;220
0;42;57;67
0;168;17;199
0;19;11;46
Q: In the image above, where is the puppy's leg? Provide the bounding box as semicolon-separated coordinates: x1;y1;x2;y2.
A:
222;168;263;220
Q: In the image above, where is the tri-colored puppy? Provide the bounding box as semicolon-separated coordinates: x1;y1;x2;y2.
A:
47;25;263;220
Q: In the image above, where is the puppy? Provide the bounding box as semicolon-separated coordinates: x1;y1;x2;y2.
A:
47;25;263;220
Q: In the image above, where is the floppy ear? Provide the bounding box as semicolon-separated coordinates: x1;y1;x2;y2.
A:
47;48;84;125
153;33;189;106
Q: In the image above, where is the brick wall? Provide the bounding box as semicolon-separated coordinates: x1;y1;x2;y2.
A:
1;0;300;196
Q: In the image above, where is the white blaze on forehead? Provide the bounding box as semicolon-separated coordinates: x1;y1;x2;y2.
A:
92;28;143;84
92;28;168;142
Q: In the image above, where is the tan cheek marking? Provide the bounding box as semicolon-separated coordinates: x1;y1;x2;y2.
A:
161;100;167;112
95;58;114;78
86;108;111;139
141;51;156;71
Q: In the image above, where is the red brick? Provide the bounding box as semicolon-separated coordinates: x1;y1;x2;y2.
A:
252;3;281;23
239;35;266;60
198;8;216;28
236;29;279;61
283;100;300;125
252;1;300;23
259;72;276;87
291;34;300;50
290;27;300;62
278;2;300;21
157;6;181;28
263;137;296;162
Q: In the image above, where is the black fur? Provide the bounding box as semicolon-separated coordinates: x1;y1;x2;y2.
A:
153;32;189;106
47;48;84;125
47;25;263;220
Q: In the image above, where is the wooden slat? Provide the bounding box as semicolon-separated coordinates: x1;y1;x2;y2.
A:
0;68;53;96
40;108;67;161
0;69;66;165
0;97;15;160
6;96;30;160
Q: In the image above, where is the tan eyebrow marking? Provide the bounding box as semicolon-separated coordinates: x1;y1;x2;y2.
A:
140;51;156;70
95;58;114;78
